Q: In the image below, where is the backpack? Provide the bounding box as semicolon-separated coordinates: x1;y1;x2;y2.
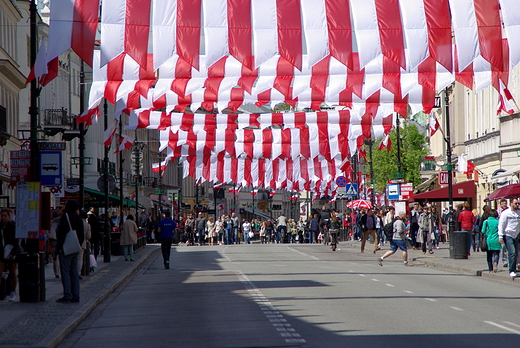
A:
383;221;394;239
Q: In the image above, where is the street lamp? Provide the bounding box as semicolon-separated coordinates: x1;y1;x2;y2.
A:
444;85;456;239
364;137;375;206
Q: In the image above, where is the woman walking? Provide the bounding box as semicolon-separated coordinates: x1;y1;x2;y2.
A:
55;200;84;303
482;209;501;272
120;215;138;261
0;208;20;301
206;216;216;246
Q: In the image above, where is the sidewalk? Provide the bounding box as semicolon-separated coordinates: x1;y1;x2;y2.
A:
0;245;160;348
342;239;519;283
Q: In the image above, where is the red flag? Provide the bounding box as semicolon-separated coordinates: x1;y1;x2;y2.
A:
429;114;440;136
378;134;392;152
114;134;135;153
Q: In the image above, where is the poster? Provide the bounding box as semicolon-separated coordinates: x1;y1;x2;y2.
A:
15;182;40;239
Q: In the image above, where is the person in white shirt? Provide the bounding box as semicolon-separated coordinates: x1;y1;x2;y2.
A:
498;198;520;278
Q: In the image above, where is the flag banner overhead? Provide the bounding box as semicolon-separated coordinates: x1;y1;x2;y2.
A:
36;0;520;196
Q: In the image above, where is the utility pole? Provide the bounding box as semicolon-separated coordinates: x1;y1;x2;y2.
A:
119;118;124;223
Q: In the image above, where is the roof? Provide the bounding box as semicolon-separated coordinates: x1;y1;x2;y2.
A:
413;180;475;202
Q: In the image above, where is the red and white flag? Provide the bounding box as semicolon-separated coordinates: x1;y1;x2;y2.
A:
25;39;48;85
114;134;135;153
498;80;516;115
47;0;100;68
103;120;119;147
152;159;169;173
378;134;392;152
429;114;440;136
288;192;298;201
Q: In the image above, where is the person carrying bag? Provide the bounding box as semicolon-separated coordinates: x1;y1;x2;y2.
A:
55;200;84;303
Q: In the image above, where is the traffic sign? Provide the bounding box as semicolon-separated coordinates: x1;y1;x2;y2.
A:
336;176;347;187
386;184;400;200
388;178;405;184
345;183;358;196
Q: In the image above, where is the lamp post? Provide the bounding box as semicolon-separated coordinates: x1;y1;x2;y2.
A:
444;85;456;239
396;114;403;177
79;61;85;210
133;136;144;223
103;100;111;263
364;137;375;206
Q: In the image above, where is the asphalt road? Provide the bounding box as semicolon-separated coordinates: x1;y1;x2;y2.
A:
60;243;520;348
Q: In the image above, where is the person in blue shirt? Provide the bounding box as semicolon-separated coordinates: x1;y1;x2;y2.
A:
157;211;177;269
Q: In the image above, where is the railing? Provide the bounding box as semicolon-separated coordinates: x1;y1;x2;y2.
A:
42;108;74;127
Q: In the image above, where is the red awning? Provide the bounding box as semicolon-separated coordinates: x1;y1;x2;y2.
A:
413;180;475;202
485;183;520;202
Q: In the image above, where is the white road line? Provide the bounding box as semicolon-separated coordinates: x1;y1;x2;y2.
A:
371;279;379;282
386;284;395;287
235;270;306;344
450;306;463;311
287;247;320;260
403;290;413;294
424;298;437;302
359;274;366;277
503;321;520;329
485;321;520;335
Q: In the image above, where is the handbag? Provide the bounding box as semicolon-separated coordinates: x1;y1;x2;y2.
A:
63;213;82;255
480;234;488;252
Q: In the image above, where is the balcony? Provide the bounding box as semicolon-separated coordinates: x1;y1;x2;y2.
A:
42;108;75;136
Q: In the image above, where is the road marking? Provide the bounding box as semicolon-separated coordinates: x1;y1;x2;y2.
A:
371;279;379;282
287;247;320;260
485;321;520;335
235;271;306;344
450;307;463;311
503;321;520;329
424;298;437;302
386;284;395;287
359;274;366;277
403;290;413;294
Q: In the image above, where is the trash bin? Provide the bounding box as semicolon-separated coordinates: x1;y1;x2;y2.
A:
18;253;40;302
450;231;468;259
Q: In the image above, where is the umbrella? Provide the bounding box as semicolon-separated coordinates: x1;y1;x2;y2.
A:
346;199;372;209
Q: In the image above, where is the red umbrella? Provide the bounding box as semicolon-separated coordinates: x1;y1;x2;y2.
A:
346;199;372;209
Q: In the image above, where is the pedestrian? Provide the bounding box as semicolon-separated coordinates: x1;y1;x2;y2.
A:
185;213;196;246
266;219;275;243
498;198;520;279
55;200;84;303
430;206;441;248
472;208;481;252
360;209;380;254
243;219;252;244
216;216;225;245
418;205;435;254
377;211;410;267
206;216;216;246
458;202;475;256
309;214;319;243
87;210;102;262
157;211;177;269
482;209;501;273
195;212;207;245
231;212;239;244
0;208;20;301
120;215;138;261
375;209;384;246
409;203;421;249
48;207;63;279
498;199;509;268
260;221;267;244
139;209;149;228
78;210;91;278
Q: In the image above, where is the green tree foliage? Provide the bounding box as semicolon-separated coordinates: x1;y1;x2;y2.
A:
368;122;429;191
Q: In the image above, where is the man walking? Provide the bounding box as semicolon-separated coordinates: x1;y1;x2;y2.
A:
158;211;177;269
195;212;207;245
498;198;520;278
409;203;421;249
360;209;380;254
231;212;239;244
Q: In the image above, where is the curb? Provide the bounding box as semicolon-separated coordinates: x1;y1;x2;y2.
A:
39;247;160;348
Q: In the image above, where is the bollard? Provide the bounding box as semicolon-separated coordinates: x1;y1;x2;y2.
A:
449;231;469;259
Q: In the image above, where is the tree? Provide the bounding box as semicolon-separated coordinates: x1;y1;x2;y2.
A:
368;121;429;192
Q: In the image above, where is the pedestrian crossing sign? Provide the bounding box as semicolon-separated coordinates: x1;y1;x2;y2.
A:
345;184;358;196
